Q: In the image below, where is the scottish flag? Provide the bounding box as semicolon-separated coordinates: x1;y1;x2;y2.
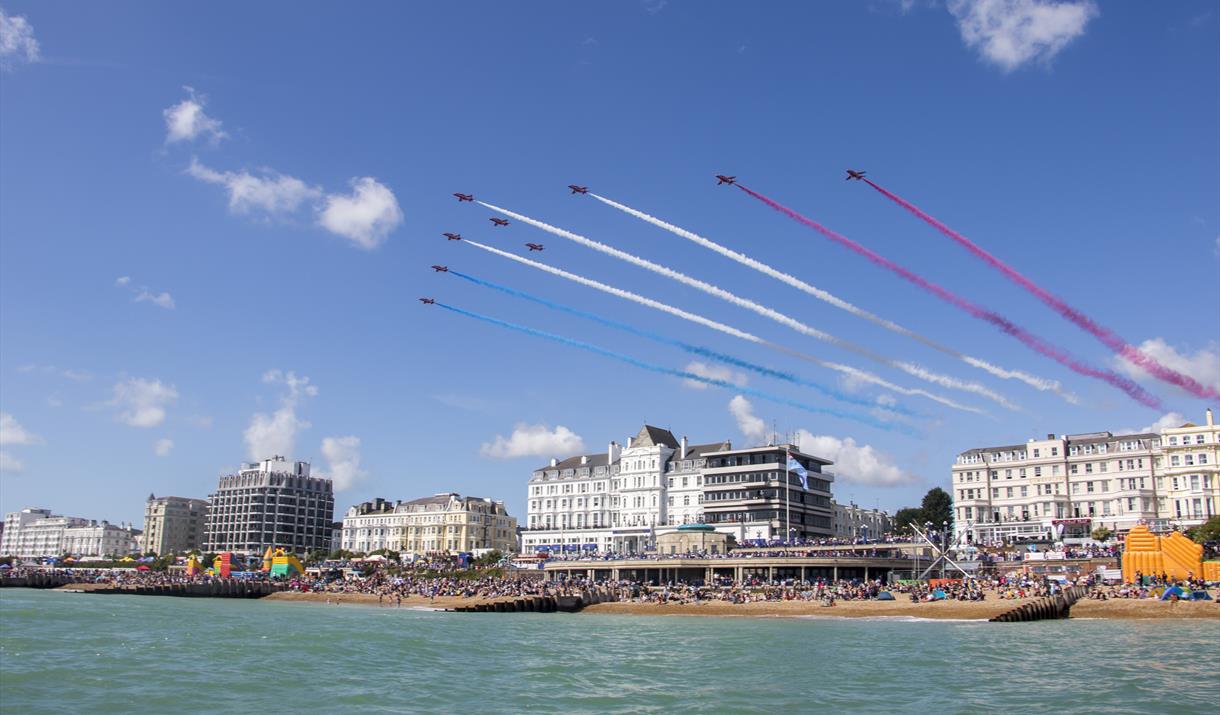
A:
787;456;809;490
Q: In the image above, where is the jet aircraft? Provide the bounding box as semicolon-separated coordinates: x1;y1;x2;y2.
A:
525;243;544;252
489;217;509;226
454;193;474;202
845;170;867;181
715;175;736;185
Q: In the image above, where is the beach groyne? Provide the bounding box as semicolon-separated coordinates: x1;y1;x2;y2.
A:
2;575;285;599
449;587;619;614
988;585;1089;623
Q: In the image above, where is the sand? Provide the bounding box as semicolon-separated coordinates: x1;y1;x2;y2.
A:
259;590;1220;620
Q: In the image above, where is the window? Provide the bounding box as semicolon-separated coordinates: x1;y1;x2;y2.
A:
1033;448;1040;458
1034;467;1042;477
1051;447;1059;456
1070;464;1078;475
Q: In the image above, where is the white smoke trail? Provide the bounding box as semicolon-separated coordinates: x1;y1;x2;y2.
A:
589;192;1072;401
478;200;1018;411
460;237;986;415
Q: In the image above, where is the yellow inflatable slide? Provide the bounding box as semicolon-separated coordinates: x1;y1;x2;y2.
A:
1121;525;1203;582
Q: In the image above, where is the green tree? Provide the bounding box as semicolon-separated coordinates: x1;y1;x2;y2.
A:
1186;515;1220;545
474;550;505;568
1091;527;1113;543
893;508;923;534
920;487;954;532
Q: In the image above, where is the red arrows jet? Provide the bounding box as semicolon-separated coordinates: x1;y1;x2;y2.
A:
525;243;544;252
454;193;474;202
715;175;736;185
419;297;435;304
431;265;448;272
489;217;509;227
568;185;589;194
442;232;462;241
845;169;867;181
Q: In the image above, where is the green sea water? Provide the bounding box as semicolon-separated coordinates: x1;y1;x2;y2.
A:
1;588;1217;714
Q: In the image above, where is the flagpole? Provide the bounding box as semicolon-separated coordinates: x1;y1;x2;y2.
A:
785;445;791;546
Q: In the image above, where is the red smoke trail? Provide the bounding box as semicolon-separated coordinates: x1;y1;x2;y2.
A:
735;183;1163;409
862;178;1219;401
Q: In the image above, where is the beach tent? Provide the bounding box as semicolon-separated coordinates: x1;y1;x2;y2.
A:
931;589;947;600
876;591;896;601
1159;586;1184;601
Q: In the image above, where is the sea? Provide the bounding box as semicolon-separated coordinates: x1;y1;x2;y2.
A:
1;588;1217;714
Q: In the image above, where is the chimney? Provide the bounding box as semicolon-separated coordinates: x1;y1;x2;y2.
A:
1047;433;1054;440
549;457;558;468
680;435;688;459
627;436;634;448
608;440;621;464
1208;408;1214;427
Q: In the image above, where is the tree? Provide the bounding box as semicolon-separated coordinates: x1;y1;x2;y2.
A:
1186;515;1220;545
1091;527;1113;543
893;508;923;534
920;487;954;531
474;550;505;568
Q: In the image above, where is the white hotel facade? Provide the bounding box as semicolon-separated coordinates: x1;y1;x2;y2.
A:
952;408;1219;545
521;425;847;554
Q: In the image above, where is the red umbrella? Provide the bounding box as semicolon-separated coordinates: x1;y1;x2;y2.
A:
136;565;151;571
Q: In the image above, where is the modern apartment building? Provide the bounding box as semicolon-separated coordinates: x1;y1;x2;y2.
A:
339;493;517;557
522;424;839;554
951;409;1218;544
141;494;209;555
203;456;335;557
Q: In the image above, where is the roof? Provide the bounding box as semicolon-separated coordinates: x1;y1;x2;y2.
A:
633;424;678;449
684;441;731;459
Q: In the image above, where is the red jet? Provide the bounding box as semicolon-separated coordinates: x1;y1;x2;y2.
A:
568;185;589;194
716;175;736;185
442;232;462;241
845;169;867;181
525;243;544;252
454;193;474;202
489;217;509;227
431;265;448;272
419;297;435;304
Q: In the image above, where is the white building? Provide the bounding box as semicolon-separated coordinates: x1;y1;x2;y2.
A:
951;409;1219;545
832;501;893;541
0;508;90;560
1159;409;1219;528
340;494;518;556
522;425;840;554
62;521;141;559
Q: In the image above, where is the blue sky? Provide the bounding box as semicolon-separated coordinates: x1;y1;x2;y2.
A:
1;1;1217;525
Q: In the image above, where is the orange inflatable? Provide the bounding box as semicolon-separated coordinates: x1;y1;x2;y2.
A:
1121;526;1203;583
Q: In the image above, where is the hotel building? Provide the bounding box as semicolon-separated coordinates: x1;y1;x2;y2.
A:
141;494;209;555
339;493;517;557
203;456;335;557
832;502;894;541
951;409;1218;544
61;521;141;559
522;424;839;554
0;508;90;559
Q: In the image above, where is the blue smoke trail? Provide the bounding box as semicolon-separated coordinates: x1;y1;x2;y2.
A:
448;269;912;417
433;302;917;437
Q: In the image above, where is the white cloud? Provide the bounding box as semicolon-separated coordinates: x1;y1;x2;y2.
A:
108;377;179;428
154;438;174;457
480;423;585;460
0;412;41;445
244;370;316;461
947;0;1098;72
317;177;403;250
134;290;176;310
115;276;131;287
187;157;322;217
0;451;23;473
642;0;668;15
16;364;91;381
795;430;918;486
319;435;366;491
0;7;39;70
1114;338;1220;395
729;395;766;442
726;397;915;486
163;87;226;144
683;361;748;390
